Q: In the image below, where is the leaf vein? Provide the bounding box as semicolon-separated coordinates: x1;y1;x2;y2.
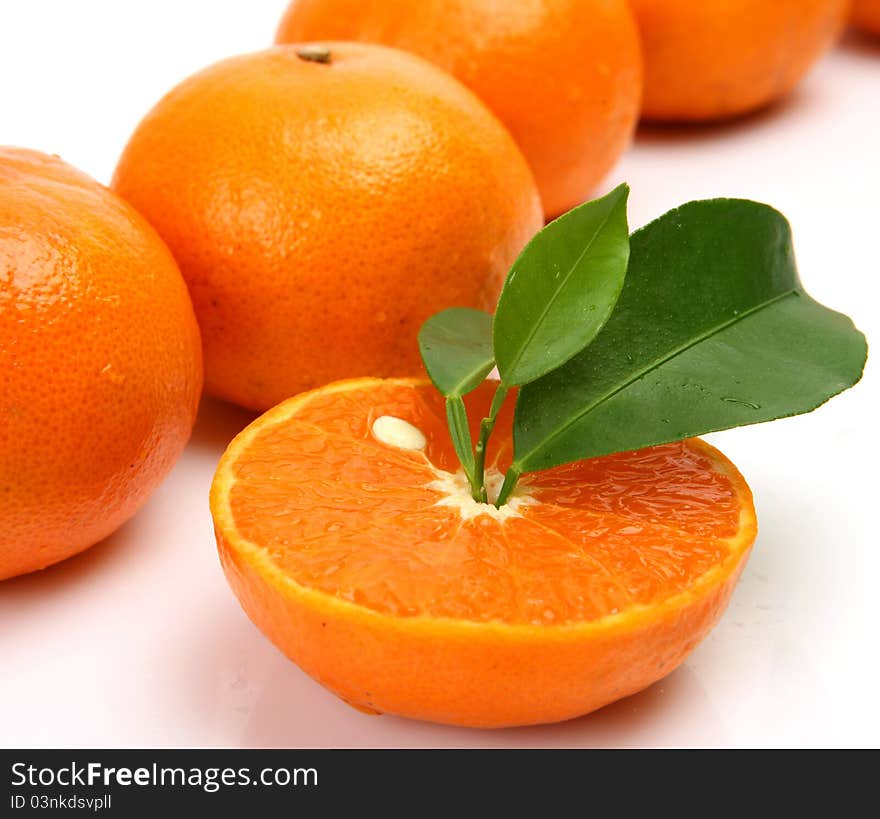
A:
517;288;800;468
501;200;620;381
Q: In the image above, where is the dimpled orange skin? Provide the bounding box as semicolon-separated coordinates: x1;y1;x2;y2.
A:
112;44;542;412
211;378;757;728
0;148;202;581
853;0;880;34
275;0;642;218
630;0;848;121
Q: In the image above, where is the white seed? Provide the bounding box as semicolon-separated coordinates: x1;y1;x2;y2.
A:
371;415;427;451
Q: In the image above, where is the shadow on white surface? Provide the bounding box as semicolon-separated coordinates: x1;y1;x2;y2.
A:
0;395;253;604
0;515;145;604
176;593;727;749
635;85;820;147
839;28;880;57
188;396;258;457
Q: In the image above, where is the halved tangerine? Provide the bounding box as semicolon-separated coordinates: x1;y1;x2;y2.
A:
210;378;756;728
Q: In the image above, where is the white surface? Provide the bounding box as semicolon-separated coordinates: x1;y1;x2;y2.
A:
1;1;878;749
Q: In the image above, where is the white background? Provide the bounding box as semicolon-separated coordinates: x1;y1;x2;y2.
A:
1;1;878;748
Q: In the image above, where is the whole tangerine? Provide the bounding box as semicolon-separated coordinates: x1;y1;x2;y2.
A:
112;44;542;410
630;0;848;121
0;148;202;581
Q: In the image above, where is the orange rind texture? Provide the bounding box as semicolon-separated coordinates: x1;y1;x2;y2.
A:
0;147;202;580
113;44;542;411
631;0;848;121
276;0;643;217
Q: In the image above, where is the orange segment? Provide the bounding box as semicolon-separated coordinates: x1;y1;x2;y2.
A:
211;378;756;727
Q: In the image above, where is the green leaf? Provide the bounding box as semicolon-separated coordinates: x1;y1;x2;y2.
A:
493;184;630;386
419;307;495;397
511;199;867;473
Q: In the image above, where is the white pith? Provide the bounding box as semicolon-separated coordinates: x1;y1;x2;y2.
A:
427;467;537;522
370;415;536;522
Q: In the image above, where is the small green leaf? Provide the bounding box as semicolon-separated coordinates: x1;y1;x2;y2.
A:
419;307;494;398
511;199;867;473
493;184;630;386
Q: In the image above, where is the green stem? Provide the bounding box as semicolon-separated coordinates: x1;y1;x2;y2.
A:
445;397;479;498
495;464;521;508
473;383;508;503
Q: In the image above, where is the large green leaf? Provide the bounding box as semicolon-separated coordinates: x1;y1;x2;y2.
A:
512;199;868;473
419;307;494;398
493;184;630;386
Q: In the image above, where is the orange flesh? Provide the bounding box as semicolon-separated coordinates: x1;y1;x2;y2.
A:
227;380;745;626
